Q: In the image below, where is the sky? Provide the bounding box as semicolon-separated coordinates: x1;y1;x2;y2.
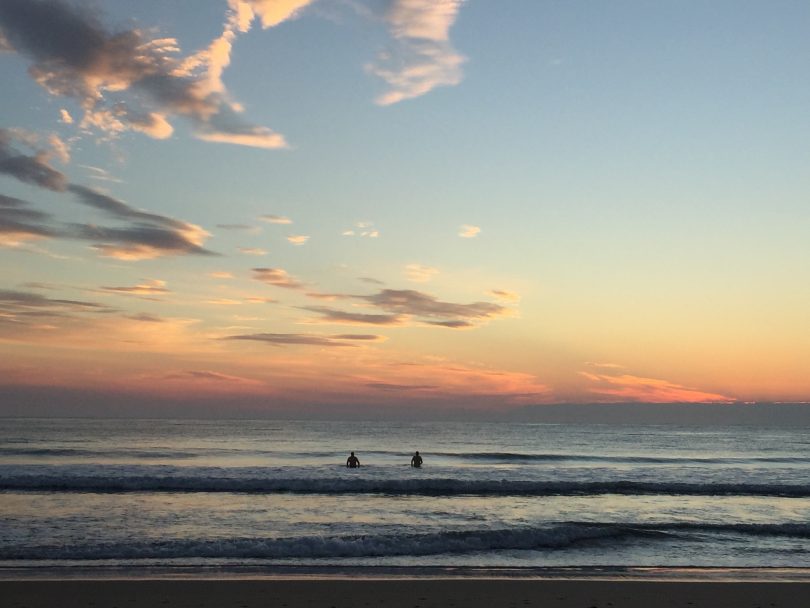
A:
1;0;809;418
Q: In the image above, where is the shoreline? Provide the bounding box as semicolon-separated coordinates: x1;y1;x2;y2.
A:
3;564;810;582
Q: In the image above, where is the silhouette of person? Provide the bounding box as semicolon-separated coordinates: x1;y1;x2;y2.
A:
346;451;360;468
410;451;423;468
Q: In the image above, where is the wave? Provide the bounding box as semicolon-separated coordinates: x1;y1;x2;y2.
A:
3;522;808;561
433;452;810;465
4;446;807;465
2;473;808;497
0;448;198;459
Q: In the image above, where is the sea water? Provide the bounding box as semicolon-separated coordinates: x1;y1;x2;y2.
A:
1;418;809;571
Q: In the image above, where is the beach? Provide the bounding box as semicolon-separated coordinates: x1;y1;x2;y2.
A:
4;577;810;608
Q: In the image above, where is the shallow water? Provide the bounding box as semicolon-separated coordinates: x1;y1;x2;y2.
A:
1;418;809;570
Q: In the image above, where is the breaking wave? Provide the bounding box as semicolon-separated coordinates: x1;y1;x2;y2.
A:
3;522;808;561
1;469;807;498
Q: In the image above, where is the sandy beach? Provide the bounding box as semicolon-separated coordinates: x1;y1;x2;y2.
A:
3;578;810;608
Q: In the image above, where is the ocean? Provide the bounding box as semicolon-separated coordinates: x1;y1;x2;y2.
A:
1;418;809;573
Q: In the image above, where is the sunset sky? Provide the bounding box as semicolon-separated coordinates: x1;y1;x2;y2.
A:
1;0;809;416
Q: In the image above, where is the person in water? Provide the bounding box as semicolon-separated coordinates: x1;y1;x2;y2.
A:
410;451;423;468
346;451;360;468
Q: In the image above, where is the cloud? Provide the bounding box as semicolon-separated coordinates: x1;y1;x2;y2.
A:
163;370;261;385
225;332;379;348
0;0;288;148
259;214;292;224
287;234;309;245
127;313;165;323
584;361;626;370
217;223;260;233
0;289;116;334
368;0;466;105
342;220;379;238
100;279;169;297
67;220;213;260
252;267;305;289
488;289;520;302
359;277;385;286
0;128;68;191
458;224;480;238
299;287;512;330
233;0;316;29
194;119;287;149
366;382;438;391
238;247;267;256
59;108;73;124
360;289;507;325
80;165;123;184
303;305;403;326
209;271;234;279
580;370;734;403
0;194;57;246
424;319;473;328
304;291;346;301
405;263;439;283
0;185;213;260
245;295;278;304
47;134;70;163
332;334;385;341
67;185;202;234
1;132;213;260
205;298;243;306
366;358;552;404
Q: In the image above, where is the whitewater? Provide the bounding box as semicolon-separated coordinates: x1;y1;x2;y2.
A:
1;418;809;570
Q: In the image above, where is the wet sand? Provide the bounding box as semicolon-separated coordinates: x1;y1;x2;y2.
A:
3;578;810;608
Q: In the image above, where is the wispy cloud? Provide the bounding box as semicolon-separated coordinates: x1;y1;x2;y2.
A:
0;177;212;261
300;287;512;330
245;295;278;304
100;279;169;297
127;313;165;323
226;331;381;348
205;298;243;306
0;289;116;337
459;224;480;238
1;130;214;260
80;165;124;184
252;267;305;289
488;289;520;302
209;271;234;279
342;221;379;238
367;0;466;105
0;194;56;247
359;277;385;286
163;370;261;385
366;358;552;404
287;234;309;245
580;370;734;403
361;289;507;326
584;361;626;370
238;247;268;256
332;334;385;341
405;263;439;283
366;382;437;391
217;223;261;234
303;305;403;326
65;184;213;260
259;214;293;225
